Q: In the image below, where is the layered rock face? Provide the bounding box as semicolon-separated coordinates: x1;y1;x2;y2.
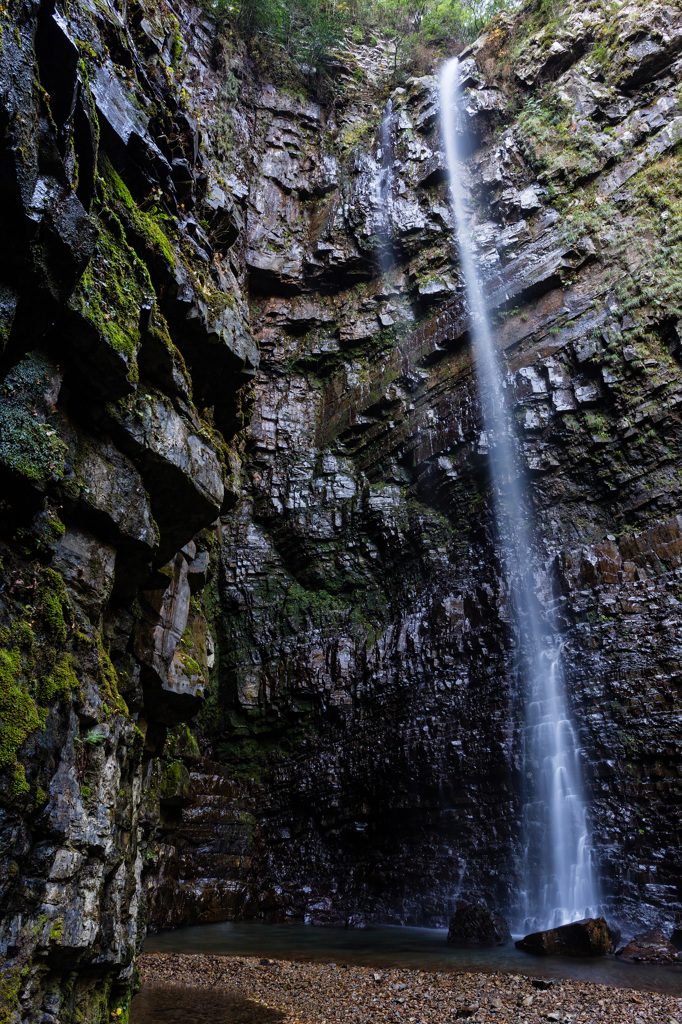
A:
150;0;682;936
0;0;254;1018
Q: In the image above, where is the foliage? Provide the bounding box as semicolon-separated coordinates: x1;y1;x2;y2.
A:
516;89;601;181
202;0;350;76
370;0;512;73
200;0;511;81
422;0;511;45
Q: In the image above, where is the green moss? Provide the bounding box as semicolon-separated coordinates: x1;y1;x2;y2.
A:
69;212;151;384
159;759;191;802
164;722;200;760
93;634;128;714
336;117;372;156
37;569;70;644
0;641;45;774
0;564;116;796
49;918;64;941
0;353;67;485
10;763;30;798
177;650;201;676
40;654;80;703
101;156;176;269
81;784;91;800
0;966;22;1024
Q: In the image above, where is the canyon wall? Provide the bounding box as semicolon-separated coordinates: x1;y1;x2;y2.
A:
2;0;682;1019
148;0;682;937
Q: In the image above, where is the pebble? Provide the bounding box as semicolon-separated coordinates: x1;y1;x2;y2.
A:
137;953;682;1024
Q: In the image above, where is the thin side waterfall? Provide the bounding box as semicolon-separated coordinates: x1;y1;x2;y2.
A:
375;99;394;273
439;57;600;930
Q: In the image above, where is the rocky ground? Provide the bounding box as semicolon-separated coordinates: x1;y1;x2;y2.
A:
137;953;682;1023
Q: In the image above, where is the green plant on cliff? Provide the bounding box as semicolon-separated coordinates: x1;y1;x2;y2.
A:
0;967;23;1024
100;157;176;270
0;567;76;796
0;353;67;486
516;90;600;181
69;209;153;385
204;0;348;75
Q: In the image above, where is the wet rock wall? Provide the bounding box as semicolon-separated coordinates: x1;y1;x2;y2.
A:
0;0;255;1019
150;0;682;937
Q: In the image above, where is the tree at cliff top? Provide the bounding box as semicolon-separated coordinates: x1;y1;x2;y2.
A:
200;0;512;80
201;0;350;73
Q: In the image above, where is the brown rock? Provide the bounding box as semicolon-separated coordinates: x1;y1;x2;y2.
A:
515;917;617;957
616;927;680;963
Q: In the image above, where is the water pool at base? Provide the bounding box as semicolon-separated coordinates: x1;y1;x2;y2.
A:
142;921;682;996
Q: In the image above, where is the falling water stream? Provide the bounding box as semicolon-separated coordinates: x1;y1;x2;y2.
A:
439;58;600;930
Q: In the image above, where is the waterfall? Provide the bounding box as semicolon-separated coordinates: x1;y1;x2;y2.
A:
439;57;600;931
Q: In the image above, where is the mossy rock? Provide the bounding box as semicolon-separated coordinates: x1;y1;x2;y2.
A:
159;759;193;807
0;353;67;488
68;211;152;395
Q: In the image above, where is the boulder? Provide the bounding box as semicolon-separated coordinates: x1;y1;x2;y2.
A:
616;928;680;963
515;917;617;957
447;902;511;947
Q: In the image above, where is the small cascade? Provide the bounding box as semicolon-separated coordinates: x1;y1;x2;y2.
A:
439;57;600;930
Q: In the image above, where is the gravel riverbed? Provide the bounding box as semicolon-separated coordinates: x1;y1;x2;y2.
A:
138;953;682;1023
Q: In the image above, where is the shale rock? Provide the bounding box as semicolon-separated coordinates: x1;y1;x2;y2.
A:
149;0;682;939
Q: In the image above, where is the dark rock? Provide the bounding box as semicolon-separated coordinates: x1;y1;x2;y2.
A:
447;902;511;947
671;927;682;951
616;928;680;963
187;550;210;592
59;426;158;559
107;390;224;558
51;527;116;620
515;918;617;957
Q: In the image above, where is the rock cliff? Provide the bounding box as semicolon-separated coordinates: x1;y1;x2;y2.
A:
2;0;682;1018
0;0;253;1017
147;0;682;938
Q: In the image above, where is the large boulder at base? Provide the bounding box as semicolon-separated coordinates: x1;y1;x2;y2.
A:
447;902;512;947
515;917;617;957
616;928;680;963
